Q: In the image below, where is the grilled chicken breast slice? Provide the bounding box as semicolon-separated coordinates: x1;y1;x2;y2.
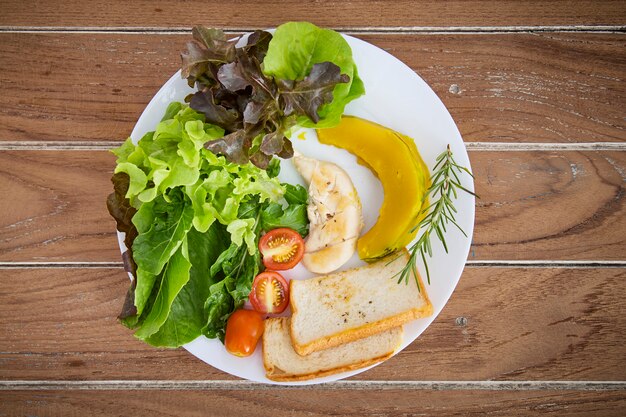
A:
293;152;363;274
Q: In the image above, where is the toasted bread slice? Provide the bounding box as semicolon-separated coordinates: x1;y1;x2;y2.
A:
289;250;432;356
263;317;402;382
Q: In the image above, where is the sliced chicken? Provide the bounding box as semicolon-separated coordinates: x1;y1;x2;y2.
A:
292;152;363;274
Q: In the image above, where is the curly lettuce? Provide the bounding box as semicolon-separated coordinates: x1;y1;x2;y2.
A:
181;22;364;167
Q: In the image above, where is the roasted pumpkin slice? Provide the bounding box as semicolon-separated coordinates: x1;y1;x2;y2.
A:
317;116;430;261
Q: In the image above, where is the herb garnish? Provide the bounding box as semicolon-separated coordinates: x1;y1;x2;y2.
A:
396;145;477;288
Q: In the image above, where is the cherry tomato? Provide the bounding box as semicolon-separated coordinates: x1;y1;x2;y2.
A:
249;271;289;314
224;309;264;357
259;228;305;270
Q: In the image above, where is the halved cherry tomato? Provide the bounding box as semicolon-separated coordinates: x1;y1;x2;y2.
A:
224;309;264;357
259;228;305;270
249;271;289;314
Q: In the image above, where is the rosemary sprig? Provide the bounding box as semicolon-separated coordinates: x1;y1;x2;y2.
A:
396;144;477;288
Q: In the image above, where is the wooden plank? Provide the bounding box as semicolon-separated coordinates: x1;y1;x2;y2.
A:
1;0;625;28
0;151;116;262
0;33;624;143
1;389;625;416
1;267;625;381
471;151;626;260
1;150;624;262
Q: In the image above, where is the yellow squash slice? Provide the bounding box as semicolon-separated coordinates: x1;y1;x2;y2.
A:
317;116;430;261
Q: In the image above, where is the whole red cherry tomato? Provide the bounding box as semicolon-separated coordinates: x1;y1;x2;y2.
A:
224;309;264;357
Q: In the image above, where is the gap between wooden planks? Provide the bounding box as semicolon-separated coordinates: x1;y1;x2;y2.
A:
2;261;626;269
1;380;625;391
1;142;625;151
1;0;625;28
0;26;625;34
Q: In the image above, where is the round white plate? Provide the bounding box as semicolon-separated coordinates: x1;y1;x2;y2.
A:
124;33;475;385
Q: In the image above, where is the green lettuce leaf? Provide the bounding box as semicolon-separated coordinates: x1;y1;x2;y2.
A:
112;103;284;255
228;246;260;308
260;203;308;237
266;158;280;178
132;191;194;277
144;224;229;347
226;218;257;255
209;242;240;279
262;21;365;128
283;183;308;205
259;183;309;236
130;191;194;320
203;277;235;340
203;241;261;341
112;104;225;205
134;239;192;340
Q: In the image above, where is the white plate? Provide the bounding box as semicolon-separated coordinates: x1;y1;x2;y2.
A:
123;33;475;385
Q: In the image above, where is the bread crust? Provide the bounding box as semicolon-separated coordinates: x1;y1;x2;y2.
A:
263;318;404;382
292;305;431;356
264;352;395;382
289;252;433;356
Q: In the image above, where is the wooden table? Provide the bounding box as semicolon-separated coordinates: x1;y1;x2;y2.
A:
1;1;625;415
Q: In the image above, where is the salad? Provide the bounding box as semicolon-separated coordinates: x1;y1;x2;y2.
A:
106;21;474;375
107;22;364;347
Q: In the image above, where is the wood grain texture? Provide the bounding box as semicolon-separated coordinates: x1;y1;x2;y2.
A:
1;0;625;28
0;33;624;143
0;151;116;262
1;150;624;262
2;389;626;416
471;151;626;260
1;267;625;381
